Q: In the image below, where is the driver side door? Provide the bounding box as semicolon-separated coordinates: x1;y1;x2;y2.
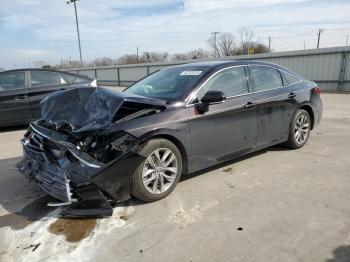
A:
187;66;258;172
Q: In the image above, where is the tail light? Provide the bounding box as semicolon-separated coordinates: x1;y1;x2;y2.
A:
314;86;321;95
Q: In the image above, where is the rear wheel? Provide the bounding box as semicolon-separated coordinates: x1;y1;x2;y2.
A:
131;139;182;202
286;109;311;149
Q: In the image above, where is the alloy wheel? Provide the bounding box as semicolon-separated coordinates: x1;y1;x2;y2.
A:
142;148;178;194
294;114;310;144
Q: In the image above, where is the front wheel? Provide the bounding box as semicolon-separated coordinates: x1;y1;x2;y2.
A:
285;109;311;149
131;139;182;202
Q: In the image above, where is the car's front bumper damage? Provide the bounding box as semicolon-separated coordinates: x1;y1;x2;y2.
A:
17;122;144;218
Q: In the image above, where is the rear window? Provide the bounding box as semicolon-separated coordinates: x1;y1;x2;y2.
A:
30;71;62;87
281;71;300;85
250;66;283;92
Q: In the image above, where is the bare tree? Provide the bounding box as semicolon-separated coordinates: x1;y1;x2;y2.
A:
55;59;82;69
172;49;211;61
43;65;55;70
187;49;211;59
172;53;189;61
142;52;169;63
207;35;219;57
250;42;269;54
217;33;236;56
116;54;141;65
91;57;113;67
33;61;47;68
238;26;254;55
208;33;237;57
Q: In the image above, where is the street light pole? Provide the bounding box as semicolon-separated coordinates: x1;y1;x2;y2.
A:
317;28;324;49
268;36;272;52
67;0;83;67
211;32;221;57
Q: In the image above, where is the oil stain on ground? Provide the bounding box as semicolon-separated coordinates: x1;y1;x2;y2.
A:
48;218;97;242
0;196;56;230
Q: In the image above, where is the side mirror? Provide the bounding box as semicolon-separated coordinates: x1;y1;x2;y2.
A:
197;91;226;114
200;91;226;104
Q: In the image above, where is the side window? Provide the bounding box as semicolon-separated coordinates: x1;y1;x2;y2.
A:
30;71;63;87
197;66;248;99
281;71;300;85
59;72;90;84
0;71;25;91
250;66;283;92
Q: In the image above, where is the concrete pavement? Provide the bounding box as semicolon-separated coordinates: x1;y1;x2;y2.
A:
0;94;349;262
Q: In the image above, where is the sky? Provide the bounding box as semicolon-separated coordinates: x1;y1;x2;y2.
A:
0;0;350;69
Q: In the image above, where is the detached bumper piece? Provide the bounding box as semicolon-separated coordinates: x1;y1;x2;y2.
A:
62;185;113;218
17;122;144;218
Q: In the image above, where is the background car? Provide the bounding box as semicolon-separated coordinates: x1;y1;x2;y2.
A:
0;68;96;128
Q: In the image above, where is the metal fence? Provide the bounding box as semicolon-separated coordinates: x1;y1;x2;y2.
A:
67;46;350;92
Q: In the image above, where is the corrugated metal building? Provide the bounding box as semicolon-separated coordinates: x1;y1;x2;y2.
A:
67;46;350;92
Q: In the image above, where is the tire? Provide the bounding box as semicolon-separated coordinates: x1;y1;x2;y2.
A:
131;138;182;202
285;109;311;149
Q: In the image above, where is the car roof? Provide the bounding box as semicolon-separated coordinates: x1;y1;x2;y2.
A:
173;60;282;69
0;68;93;79
171;59;299;77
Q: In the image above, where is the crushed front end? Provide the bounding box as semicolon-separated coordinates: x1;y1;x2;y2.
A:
17;121;144;217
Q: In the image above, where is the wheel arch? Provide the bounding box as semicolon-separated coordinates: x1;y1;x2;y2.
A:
298;103;315;129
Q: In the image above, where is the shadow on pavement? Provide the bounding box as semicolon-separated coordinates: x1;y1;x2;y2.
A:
0;125;28;133
0;156;57;230
326;245;350;262
0;144;290;227
182;145;289;182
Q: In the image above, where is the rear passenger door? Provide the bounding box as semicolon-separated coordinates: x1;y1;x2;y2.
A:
27;70;68;119
248;65;299;147
0;70;32;126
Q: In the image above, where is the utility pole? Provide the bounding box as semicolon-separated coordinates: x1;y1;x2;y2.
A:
136;47;139;62
211;32;221;57
346;35;349;46
317;28;324;49
67;0;83;67
304;41;306;50
268;36;272;52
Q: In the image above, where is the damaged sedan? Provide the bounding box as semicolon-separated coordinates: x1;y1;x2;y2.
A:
17;61;322;217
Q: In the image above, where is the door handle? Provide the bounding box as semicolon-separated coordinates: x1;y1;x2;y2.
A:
288;92;297;99
244;102;257;108
14;95;27;100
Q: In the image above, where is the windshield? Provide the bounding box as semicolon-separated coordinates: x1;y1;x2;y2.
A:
124;66;211;101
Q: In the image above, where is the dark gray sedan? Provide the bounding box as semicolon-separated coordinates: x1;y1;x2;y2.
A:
18;60;322;217
0;69;95;127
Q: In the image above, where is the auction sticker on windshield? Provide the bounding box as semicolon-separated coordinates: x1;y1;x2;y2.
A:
180;71;203;76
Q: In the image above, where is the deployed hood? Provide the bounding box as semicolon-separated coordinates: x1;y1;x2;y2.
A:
40;86;166;133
